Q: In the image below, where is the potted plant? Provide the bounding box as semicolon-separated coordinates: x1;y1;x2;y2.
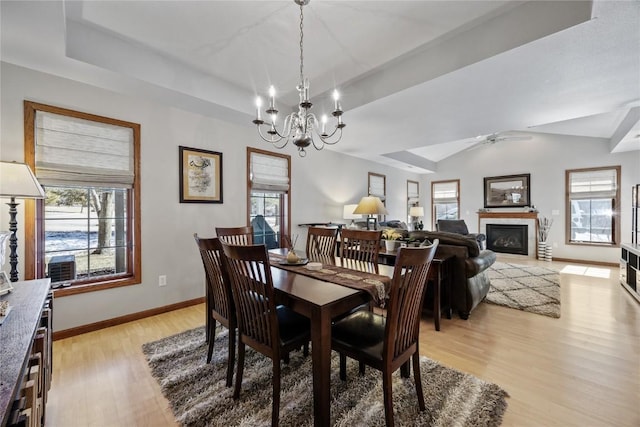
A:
382;229;403;252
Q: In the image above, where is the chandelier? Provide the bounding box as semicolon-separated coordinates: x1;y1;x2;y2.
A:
252;0;345;157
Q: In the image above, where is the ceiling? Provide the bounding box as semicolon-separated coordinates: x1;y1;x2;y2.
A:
2;0;639;173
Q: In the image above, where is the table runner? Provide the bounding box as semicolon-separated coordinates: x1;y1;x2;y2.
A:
269;253;391;307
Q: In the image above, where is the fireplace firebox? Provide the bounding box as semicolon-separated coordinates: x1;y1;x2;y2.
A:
486;224;528;255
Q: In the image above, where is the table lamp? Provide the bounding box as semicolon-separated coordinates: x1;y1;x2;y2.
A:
409;206;424;230
353;196;388;230
0;161;46;283
342;204;361;229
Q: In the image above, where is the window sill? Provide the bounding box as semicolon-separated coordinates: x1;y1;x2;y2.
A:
566;241;619;248
52;275;140;298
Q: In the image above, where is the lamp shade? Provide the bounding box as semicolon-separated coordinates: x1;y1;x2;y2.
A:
343;204;361;220
0;161;46;199
409;206;424;217
353;196;388;215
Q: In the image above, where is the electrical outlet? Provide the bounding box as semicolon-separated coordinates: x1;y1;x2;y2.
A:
158;275;167;287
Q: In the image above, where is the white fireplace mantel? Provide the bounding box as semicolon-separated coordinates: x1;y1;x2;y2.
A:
478;211;539;258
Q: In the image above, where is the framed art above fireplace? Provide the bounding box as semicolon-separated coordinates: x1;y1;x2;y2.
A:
484;173;530;208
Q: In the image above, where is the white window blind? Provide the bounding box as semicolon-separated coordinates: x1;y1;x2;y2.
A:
369;174;385;199
408;181;419;204
433;181;458;203
35;111;134;187
569;169;617;199
250;152;290;192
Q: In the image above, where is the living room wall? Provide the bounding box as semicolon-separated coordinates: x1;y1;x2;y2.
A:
425;133;640;264
0;62;420;331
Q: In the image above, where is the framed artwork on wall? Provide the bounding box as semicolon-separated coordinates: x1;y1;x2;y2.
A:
179;146;223;203
484;173;530;208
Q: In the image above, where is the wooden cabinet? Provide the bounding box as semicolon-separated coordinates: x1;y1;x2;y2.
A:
620;244;640;303
0;279;52;427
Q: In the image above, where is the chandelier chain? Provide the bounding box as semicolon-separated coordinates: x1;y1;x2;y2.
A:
299;3;304;85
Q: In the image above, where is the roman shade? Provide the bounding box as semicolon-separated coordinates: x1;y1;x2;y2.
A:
433;181;458;203
250;151;290;192
369;174;385;200
35;111;134;187
569;169;618;199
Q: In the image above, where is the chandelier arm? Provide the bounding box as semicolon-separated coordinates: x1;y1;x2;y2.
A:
317;128;343;145
256;125;285;145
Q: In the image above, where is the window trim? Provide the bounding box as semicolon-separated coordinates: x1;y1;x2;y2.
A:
407;179;419;224
24;101;142;296
565;165;621;247
246;147;291;249
431;179;460;229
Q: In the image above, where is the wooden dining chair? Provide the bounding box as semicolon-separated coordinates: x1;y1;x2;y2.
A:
305;226;338;259
340;228;382;274
215;226;254;245
220;242;311;427
331;240;439;427
193;234;236;387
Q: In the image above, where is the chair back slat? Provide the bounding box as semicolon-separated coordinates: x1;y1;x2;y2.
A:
340;229;382;273
194;234;234;322
221;243;279;354
216;226;254;245
306;227;338;259
384;240;438;361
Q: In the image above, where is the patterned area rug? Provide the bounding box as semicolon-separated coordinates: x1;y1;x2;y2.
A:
485;262;561;318
143;327;508;427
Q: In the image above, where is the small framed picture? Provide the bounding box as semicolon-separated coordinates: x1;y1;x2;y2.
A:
179;146;223;203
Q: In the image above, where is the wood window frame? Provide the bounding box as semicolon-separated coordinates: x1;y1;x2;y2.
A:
23;101;142;297
431;179;460;229
565;165;621;247
246;147;291;249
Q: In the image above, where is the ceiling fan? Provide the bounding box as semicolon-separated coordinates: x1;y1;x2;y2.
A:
466;132;533;150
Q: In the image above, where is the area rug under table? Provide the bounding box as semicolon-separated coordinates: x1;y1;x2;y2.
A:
142;327;508;427
485;262;561;318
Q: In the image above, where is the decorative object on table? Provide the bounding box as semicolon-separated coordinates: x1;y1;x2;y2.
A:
537;216;553;261
0;231;11;294
485;262;560;318
353;196;388;230
382;228;403;252
0;300;11;325
409;206;424;230
342;204;361;229
143;326;509;427
483;173;530;208
179;146;222;203
0;161;46;282
252;0;345;157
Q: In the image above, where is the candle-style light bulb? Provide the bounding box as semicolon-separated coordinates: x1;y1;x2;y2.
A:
255;96;263;120
268;85;276;109
270;113;277;124
333;90;340;110
321;114;327;134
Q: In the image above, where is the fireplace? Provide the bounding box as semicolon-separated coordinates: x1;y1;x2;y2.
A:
486;224;528;255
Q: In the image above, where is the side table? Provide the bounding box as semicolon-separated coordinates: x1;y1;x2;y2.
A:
428;254;454;331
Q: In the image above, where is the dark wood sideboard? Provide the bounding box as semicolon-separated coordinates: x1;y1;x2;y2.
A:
0;279;53;427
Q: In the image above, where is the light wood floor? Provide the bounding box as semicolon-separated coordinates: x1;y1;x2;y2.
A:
46;256;640;426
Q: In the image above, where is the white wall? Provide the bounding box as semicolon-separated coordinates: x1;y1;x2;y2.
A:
0;62;420;331
423;134;640;263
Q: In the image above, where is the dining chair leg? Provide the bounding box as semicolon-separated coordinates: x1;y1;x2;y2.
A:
339;353;347;381
283;352;290;364
207;319;216;363
303;342;309;357
412;352;426;411
226;327;236;387
359;361;365;376
382;369;395;427
233;341;246;400
272;359;281;427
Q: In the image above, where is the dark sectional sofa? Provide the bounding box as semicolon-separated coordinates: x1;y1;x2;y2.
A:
409;230;496;319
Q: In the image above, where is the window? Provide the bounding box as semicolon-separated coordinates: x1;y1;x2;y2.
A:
407;180;419;224
566;166;620;245
24;102;141;295
368;172;386;223
431;179;459;228
247;148;290;249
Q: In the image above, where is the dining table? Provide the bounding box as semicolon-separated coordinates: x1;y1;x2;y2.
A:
267;248;393;427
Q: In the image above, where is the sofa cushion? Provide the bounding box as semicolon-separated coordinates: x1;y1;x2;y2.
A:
408;231;480;257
